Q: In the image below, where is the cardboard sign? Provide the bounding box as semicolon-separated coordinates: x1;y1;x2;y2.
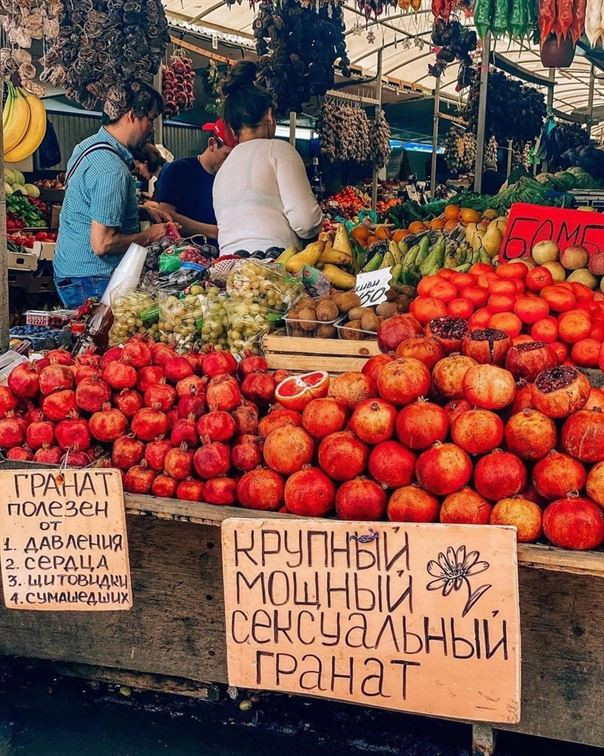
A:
354;268;392;307
223;519;521;724
501;203;604;260
0;468;132;611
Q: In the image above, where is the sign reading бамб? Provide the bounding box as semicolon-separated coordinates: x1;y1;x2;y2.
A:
0;468;132;611
223;519;520;723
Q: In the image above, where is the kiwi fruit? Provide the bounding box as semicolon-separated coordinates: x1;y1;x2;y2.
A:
396;296;411;313
398;285;416;297
316;299;339;322
347;306;372;322
333;292;361;313
340;319;364;340
376;302;397;318
315;323;337;338
360;311;380;332
297;306;317;331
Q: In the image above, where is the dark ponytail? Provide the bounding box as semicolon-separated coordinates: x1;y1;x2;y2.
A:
222;61;273;134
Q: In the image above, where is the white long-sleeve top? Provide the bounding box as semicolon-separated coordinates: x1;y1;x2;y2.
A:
213;138;323;255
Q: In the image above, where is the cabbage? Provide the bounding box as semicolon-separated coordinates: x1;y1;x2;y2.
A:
12;169;25;185
23;183;39;198
4;169;16;185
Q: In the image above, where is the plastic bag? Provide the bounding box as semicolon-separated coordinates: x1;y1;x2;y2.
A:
199;287;229;349
108;289;157;346
158;282;205;352
101;243;148;305
226;259;303;314
226;296;281;356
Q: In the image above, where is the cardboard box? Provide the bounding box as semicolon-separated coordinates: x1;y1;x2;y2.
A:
49;204;61;230
32;241;56;261
8;251;38;271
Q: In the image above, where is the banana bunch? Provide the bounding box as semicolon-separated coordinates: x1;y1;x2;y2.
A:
3;82;47;163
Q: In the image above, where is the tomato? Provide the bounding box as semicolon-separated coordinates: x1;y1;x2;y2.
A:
487;293;516;313
540;285;576;313
530;316;558;343
570;282;595;301
428;280;458;303
417;275;441;297
460;285;488;308
591;320;604;341
526;266;554;292
489;279;517;296
447;298;474;319
512;278;526;294
557;310;592;344
476;273;496;289
495;262;528;279
409;296;448;325
488;312;522;338
513;295;550;324
437;268;456;280
549;341;568;363
470;263;495;276
512;334;535;346
468;307;492;329
571;338;601;367
451;272;476;288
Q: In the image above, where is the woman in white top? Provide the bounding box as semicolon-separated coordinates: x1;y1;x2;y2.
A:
213;61;323;255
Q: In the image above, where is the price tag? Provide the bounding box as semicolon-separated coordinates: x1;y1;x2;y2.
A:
354;268;392;307
406;185;420;202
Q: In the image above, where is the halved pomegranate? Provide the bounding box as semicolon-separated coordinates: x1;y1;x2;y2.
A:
425;316;469;354
532;366;590;419
505;341;557;381
461;328;511;365
275;371;329;412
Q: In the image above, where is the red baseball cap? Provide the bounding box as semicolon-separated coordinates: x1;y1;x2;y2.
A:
202;118;237;148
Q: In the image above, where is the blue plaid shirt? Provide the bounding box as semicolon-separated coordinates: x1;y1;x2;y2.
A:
54;127;140;279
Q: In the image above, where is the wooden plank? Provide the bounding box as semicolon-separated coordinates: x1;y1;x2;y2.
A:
263;333;380;358
265;354;372;373
516;543;604;578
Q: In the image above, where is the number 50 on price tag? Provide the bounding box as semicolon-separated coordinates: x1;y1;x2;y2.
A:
354;268;392;307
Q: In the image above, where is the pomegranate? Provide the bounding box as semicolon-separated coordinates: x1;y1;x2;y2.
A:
204;477;237;506
395;399;448;450
175;375;206;399
114;388;143;418
432;354;477;400
440;488;492;525
585;387;604;411
33;446;62;464
164;356;194;385
73;364;102;384
196;411;236;443
387;485;440;522
284;466;335;517
75;377;111;413
151;343;177;367
164;444;194;480
425;316;469;354
349;398;397;444
490;497;543;543
474;450;527;501
510;380;535;415
0;417;24;448
377;358;431;405
206;374;241;412
327;372;376;410
8;362;39;399
506;341;557;381
258;408;302;438
561;408;604;463
275;371;330;411
232;400;259;435
450;409;504;455
7;446;33;461
586;461;604;508
39;364;74;396
416;443;472;495
23;405;43;425
201;349;237;378
335;477;387;521
145;439;174;472
273;369;291;385
318;431;368;481
444;399;471;424
532;366;590;418
368;440;415;489
238;353;268;378
237;468;285;511
240;372;276;405
232;438;263;471
183;351;203;373
533;450;587;500
103;361;137;390
144;383;177;411
176;478;205;502
302;398;347;439
193;441;230;479
137;366;164;393
543;496;604;550
152;474;178;499
124;463;156;494
123;338;152;368
131;407;169;441
76;353;101;369
42;349;74;367
62;450;90;468
263;425;314;475
377;313;422;353
100;345;123;367
0;386;16;417
26;420;54;450
461;328;511;365
395;336;445;371
177;393;206;421
362;354;394;383
170;417;198;446
504;408;557;460
89;405;128;443
463;364;515;410
55;418;91;451
42;389;76;421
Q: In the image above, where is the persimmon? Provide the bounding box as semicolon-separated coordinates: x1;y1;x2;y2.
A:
487;293;515;313
476;273;497;289
447;298;474;319
530;316;558;343
444;204;460;220
351;225;370;243
570;282;595;301
468;308;492;329
557;310;592;344
436;268;456;280
430;218;446;230
409;297;447;325
495;262;528;279
470;262;496;276
451;272;476;288
460;285;489;308
571;338;601;367
526;266;554;292
549;341;568;363
489;279;517;296
514;295;550;324
417;275;441;297
375;225;391;241
488;312;522;338
429;280;458;303
540;285;576;313
591;320;604;341
444;219;458;231
408;221;426;234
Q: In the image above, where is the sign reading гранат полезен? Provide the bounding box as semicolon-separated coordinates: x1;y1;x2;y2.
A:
0;468;132;611
223;519;520;723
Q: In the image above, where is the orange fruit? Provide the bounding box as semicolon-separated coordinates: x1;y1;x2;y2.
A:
408;221;426;234
430;217;446;230
375;225;391;240
366;235;378;247
351;225;369;243
392;229;409;243
444;219;458;231
460;208;482;224
444;204;460;221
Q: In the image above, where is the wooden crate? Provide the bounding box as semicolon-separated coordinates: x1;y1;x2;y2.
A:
263;332;381;373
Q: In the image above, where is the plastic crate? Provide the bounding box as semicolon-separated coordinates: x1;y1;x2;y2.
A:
335;315;378;341
284;314;339;338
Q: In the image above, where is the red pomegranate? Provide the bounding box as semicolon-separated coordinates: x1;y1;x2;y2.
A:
463;364;515;410
76;377;111;413
0;386;16;417
263;425;314;475
26;420;54;450
123;338;152;368
241;372;275;404
318;431;368;481
395;336;445;371
55;418;91;451
33;446;62;464
124;463;156;494
151;343;176;367
416;443;472;496
368;440;415;489
533;450;587;500
461;328;511;365
237;468;284;511
176;478;205;502
177;393;206;421
444;399;471;424
100;345;123;367
72;364;102;384
388;485;440;522
425;316;469;354
114;388;143;418
7;446;33;461
131;407;169;441
273;369;291;385
170;417;198;446
164;444;193;480
510;380;535;415
302;398;347;439
175;375;206;399
232;438;263;471
137;365;164;393
543;496;604;550
42;389;76;422
39;364;74;396
432;354;477;400
440;488;492;524
75;353;101;369
451;409;504;455
145;439;174;471
8;362;39;399
238;353;268;379
0;417;24;448
327;372;376;409
362;354;394;384
377;313;422;353
504;408;557;460
196;411;236;443
183;351;203;373
474;450;527;500
201;349;237;378
89;405;128;443
585;387;604;411
163;356;194;385
258;408;302;438
335;477;387;521
586;462;604;508
103;361;137;390
349;398;397;444
560;408;604;463
395;399;448;450
532;366;590;418
193;441;230;479
152;474;178;498
204;477;237;505
65;450;94;467
144;383;177;411
41;349;74;367
377;358;431;405
490;497;543;543
232;400;259;435
284;466;335;517
506;341;557;381
206;374;241;412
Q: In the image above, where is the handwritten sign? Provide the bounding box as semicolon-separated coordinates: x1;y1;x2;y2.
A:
0;468;132;611
223;519;520;723
501;203;604;260
354;268;392;307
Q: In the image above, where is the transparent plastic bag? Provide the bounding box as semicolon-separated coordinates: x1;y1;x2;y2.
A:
108;289;157;346
226;296;281;356
158;285;204;352
199;286;229;349
226;259;303;314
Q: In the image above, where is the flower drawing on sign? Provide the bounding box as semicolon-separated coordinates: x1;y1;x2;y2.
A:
426;545;492;618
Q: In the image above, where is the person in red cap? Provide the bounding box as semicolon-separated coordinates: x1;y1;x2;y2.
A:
156;118;235;241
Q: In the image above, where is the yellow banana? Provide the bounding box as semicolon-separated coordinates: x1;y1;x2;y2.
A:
3;84;30;155
2;84;14;132
5;89;47;163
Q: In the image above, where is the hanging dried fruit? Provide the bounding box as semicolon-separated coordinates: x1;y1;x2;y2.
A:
162;52;196;120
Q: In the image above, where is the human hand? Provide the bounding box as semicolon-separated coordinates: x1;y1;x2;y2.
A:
142;202;173;224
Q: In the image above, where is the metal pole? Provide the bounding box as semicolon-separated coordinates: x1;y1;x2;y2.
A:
506;139;513;178
153;70;164;147
430;76;441;199
542;68;555;173
473;32;491;194
587;65;595;139
371;48;383;212
0;79;7;354
289;111;296;147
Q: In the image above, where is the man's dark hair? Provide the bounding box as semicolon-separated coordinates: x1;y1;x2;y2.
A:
106;81;164;124
131;143;166;174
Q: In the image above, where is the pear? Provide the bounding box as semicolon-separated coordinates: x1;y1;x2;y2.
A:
482;224;503;257
333;224;354;257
